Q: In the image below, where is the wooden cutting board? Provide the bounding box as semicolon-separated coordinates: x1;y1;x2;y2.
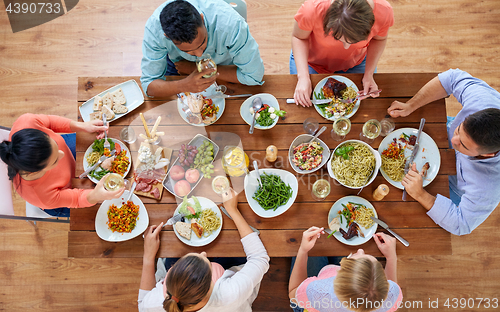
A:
133;145;173;199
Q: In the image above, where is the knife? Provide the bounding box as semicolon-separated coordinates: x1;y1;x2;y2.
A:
220;205;260;234
204;93;252;99
79;149;116;179
286;98;332;105
402;118;426;201
370;216;409;247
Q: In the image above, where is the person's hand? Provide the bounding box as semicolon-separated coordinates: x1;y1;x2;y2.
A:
361;74;380;99
293;76;313;107
183;68;218;93
222;188;239;217
401;163;424;199
298;226;324;254
373;232;397;260
143;222;163;261
79;120;108;139
174;60;197;75
88;173;125;203
387;100;414;118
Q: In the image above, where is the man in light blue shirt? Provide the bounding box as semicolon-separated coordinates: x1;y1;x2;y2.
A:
141;0;264;97
387;69;500;235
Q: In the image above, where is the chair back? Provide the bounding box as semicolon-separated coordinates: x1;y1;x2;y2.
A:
223;0;247;21
0;126;14;215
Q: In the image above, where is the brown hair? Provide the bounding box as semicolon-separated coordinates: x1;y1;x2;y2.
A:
163;254;212;312
334;257;389;312
323;0;375;43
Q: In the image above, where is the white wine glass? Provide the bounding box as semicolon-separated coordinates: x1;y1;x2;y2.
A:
359;119;381;143
196;53;227;94
331;117;351;141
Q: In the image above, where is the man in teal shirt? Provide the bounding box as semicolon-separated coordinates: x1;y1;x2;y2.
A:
141;0;265;97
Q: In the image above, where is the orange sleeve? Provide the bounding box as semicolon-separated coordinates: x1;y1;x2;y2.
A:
373;0;394;37
39;187;94;209
294;0;317;32
11;113;72;135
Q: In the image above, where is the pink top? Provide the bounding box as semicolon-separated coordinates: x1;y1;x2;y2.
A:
10;114;92;209
295;0;394;73
163;262;225;297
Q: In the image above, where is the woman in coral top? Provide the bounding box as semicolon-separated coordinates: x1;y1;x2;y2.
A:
291;0;394;107
0;113;124;216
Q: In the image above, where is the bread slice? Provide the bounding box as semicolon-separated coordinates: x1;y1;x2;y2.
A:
175;222;191;240
329;217;341;233
101;104;115;120
93;95;103;111
89;111;103;121
102;92;114;108
191;221;204;239
112;104;128;114
111;88;127;105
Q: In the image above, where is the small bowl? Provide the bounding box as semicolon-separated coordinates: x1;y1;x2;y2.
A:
327;140;381;189
240;93;280;130
288;134;331;174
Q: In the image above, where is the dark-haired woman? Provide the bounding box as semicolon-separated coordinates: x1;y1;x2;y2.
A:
291;0;394;107
138;190;270;312
0;114;124;215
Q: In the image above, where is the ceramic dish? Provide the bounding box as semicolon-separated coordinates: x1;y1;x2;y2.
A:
378;128;441;189
83;138;132;184
244;168;298;218
327;196;378;246
95;191;149;242
177;84;225;126
239;93;280;130
288;134;330;174
313;75;360;121
172;196;223;247
79;80;145;123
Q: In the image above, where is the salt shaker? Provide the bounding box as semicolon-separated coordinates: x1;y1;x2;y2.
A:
373;184;389;201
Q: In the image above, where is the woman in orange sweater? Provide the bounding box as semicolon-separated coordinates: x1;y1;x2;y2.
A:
0;114;124;216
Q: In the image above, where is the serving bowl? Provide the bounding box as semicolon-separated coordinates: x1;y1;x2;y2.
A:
288;134;330;174
240;93;280;130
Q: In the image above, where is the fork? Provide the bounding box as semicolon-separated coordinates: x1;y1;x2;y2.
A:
176;93;195;118
339;89;382;104
102;113;110;150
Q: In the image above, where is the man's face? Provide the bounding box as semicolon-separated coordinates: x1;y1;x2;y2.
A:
174;25;208;57
450;122;483;157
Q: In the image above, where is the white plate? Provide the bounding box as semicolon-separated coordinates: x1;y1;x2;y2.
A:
378;128;441;190
177;84;225;126
240;93;280;130
288;134;331;174
328;196;378;246
313;75;360;121
244;168;298;218
327;140;381;189
79;80;145;123
173;197;223;247
83;138;132;184
95;191;149;242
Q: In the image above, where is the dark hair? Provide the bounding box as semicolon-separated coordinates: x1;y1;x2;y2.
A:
163;254;212;312
334;257;389;312
0;128;52;180
160;0;203;44
323;0;375;43
462;108;500;154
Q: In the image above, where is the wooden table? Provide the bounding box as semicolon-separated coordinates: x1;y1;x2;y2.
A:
69;74;455;258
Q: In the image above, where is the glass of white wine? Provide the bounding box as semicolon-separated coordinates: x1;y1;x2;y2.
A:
103;173;129;192
359;119;381;143
331;117;351;141
311;179;331;201
196;53;227;94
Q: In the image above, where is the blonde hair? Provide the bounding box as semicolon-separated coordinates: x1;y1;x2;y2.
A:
334;257;389;312
163;255;212;312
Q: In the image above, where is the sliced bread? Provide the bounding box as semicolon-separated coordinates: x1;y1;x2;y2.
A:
93;95;103;111
112;104;128;114
102;92;114;108
101;104;115;120
175;222;191;240
89;111;103;121
111;88;127;105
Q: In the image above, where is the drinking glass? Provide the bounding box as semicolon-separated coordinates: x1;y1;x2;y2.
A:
103;173;130;192
359;119;381;143
303;117;319;135
311;179;331;201
380;115;396;136
196;53;227;94
119;126;136;144
331;117;351;141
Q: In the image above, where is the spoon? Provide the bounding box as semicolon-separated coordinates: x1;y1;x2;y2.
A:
249;97;263;134
308;126;327;146
253;160;262;187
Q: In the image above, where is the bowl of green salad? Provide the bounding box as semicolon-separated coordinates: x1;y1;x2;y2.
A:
239;93;286;130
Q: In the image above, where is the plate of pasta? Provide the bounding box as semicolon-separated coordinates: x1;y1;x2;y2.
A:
313;75;360;120
328;196;378;246
95;191;149;242
83;138;132;184
173;196;223;247
378;128;440;189
328;140;381;189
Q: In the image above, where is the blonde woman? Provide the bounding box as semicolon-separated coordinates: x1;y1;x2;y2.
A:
289;227;403;312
